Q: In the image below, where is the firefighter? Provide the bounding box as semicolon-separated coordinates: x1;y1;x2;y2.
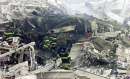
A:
43;35;57;52
60;55;71;70
58;46;71;70
4;32;15;38
43;39;51;49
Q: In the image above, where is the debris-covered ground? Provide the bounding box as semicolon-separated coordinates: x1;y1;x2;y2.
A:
0;0;130;79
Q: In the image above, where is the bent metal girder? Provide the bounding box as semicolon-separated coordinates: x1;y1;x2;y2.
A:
0;42;35;58
0;42;36;70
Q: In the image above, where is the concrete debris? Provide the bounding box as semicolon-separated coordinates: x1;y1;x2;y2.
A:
0;2;130;79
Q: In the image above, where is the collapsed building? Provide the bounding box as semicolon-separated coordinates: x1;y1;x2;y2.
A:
0;0;130;79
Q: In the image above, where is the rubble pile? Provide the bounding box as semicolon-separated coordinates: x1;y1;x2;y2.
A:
0;0;130;79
